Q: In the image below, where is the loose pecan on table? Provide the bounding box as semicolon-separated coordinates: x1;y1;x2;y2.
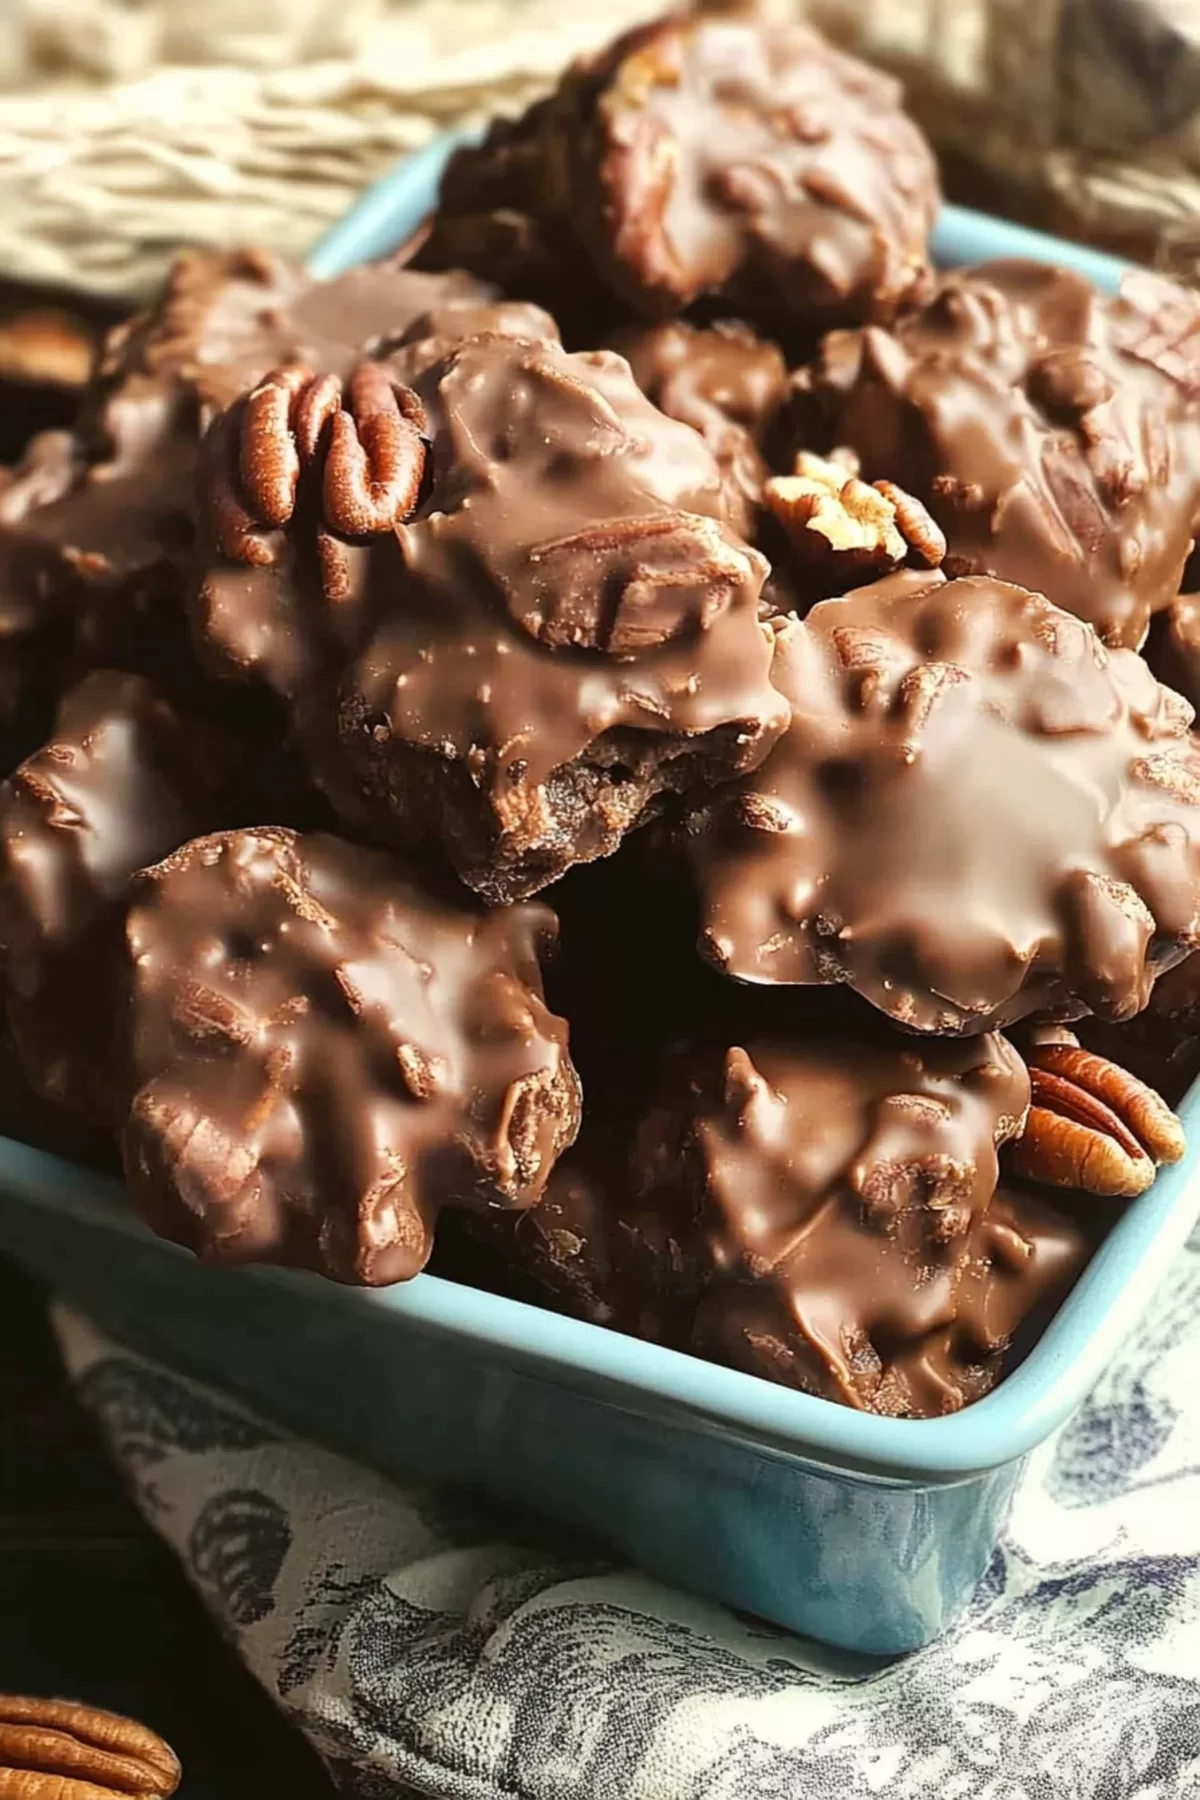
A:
763;450;946;584
203;359;428;567
1008;1043;1185;1196
0;1693;180;1797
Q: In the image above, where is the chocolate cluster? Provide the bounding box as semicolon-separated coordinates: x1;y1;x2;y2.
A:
1;8;1198;1417
123;828;578;1284
192;329;787;901
415;11;939;337
786;260;1200;648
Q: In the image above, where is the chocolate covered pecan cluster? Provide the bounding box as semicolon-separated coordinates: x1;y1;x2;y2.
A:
192;330;787;901
683;570;1200;1034
416;11;939;336
123;828;578;1284
1;7;1199;1418
786;260;1200;648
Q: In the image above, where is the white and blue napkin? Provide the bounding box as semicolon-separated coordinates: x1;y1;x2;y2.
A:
53;1223;1200;1800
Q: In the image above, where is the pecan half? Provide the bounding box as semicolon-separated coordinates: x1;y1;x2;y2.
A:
0;1694;180;1797
202;360;427;567
764;451;946;582
1008;1043;1185;1197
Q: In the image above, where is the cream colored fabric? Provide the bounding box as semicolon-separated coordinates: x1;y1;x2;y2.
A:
0;0;660;297
801;0;1200;279
13;0;1200;301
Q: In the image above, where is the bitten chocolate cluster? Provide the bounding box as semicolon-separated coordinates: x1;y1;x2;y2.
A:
0;6;1197;1420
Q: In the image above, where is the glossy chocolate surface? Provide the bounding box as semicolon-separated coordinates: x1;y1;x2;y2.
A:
684;569;1200;1033
477;1030;1088;1418
418;12;938;334
608;318;787;537
0;671;228;1120
0;252;494;733
195;332;788;901
790;260;1200;648
120;827;580;1284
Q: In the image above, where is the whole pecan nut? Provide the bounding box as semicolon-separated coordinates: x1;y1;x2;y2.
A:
764;450;946;583
1007;1043;1185;1196
203;359;427;567
0;1694;180;1797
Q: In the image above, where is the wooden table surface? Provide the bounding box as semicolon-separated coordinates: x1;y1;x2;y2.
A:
0;1252;336;1798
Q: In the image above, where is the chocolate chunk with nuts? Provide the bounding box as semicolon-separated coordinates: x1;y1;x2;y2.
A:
530;1031;1076;1418
193;333;789;902
691;1176;1085;1416
0;671;230;1122
607;318;788;538
0;251;494;735
469;1027;1088;1420
120;827;580;1284
683;569;1200;1034
789;259;1200;649
418;13;938;335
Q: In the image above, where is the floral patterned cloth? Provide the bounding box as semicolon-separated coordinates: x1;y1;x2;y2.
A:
53;1230;1200;1800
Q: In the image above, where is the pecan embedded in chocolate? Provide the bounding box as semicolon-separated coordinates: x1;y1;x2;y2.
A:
203;360;427;568
120;827;580;1285
0;252;495;739
682;569;1200;1034
763;451;946;596
789;259;1200;648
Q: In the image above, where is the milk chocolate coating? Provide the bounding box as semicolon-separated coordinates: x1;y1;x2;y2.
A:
417;12;938;334
91;248;492;419
691;1179;1085;1415
475;1031;1084;1418
120;827;580;1284
0;251;493;733
194;332;788;902
683;569;1200;1033
1080;947;1200;1103
632;1035;1064;1416
1145;594;1200;712
789;260;1200;649
607;319;788;538
0;671;229;1121
413;99;609;341
388;295;560;367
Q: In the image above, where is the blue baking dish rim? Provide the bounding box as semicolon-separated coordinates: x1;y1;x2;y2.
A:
4;134;1185;1488
3;1090;1200;1484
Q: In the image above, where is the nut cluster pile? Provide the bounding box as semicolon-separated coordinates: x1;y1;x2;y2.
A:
2;8;1200;1420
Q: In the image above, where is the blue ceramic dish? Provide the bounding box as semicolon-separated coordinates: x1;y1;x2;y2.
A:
0;141;1193;1657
